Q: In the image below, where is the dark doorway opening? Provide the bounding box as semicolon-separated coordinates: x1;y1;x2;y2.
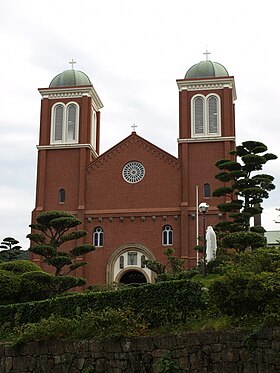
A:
119;270;147;285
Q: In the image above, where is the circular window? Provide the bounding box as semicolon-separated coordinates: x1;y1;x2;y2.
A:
122;161;145;183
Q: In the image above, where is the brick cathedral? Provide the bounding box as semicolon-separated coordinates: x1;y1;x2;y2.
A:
30;57;236;285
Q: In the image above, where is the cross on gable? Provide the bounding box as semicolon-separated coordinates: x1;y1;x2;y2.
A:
69;59;76;69
131;123;137;132
203;49;211;61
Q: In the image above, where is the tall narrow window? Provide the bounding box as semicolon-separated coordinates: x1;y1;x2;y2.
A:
204;183;211;198
67;104;77;141
141;255;146;268
194;97;204;135
162;225;173;246
54;105;64;141
119;255;124;269
59;188;65;203
92;110;97;149
93;227;104;247
208;96;218;134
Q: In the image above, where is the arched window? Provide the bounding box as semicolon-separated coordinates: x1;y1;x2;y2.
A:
54;105;64;142
204;183;211;198
59;188;65;203
67;104;77;141
194;97;204;135
162;225;173;246
207;96;218;134
51;102;79;144
93;227;104;247
191;94;221;137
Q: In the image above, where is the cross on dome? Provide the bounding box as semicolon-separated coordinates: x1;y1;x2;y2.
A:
203;49;211;61
131;123;138;132
69;59;76;69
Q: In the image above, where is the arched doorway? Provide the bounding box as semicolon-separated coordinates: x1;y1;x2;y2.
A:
119;270;147;285
106;243;156;284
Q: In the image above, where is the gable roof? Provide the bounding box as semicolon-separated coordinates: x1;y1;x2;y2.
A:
87;132;181;173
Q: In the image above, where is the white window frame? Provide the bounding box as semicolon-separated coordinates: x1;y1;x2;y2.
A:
191;94;221;138
50;102;79;144
162;225;173;246
93;226;104;247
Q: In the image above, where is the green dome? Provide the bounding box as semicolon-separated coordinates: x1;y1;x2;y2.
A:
49;69;92;88
185;60;229;79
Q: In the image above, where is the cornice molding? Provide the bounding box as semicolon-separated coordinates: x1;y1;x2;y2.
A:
176;77;237;101
38;85;104;111
177;136;235;144
37;143;98;157
87;134;181;173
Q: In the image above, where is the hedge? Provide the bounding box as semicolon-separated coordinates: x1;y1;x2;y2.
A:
209;271;280;316
0;279;207;327
0;260;42;274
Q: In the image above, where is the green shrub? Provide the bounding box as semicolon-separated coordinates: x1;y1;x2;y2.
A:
209;271;280;317
206;253;231;274
0;270;21;305
156;269;199;282
234;247;280;273
0;279;207;327
18;272;86;302
0;260;42;274
19;272;55;302
13;308;147;344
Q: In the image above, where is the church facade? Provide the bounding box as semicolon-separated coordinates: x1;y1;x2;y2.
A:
30;58;237;285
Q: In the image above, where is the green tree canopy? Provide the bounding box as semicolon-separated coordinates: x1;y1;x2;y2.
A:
0;237;23;262
27;211;95;277
213;141;277;252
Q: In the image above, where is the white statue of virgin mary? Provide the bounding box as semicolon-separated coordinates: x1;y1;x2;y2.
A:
206;226;217;262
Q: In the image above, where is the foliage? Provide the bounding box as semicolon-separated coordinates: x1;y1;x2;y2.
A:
0;260;85;304
213;141;277;252
0;270;21;305
205;252;231;274
157;352;181;373
13;308;147;345
233;246;280;274
0;279;208;327
208;270;280;317
221;232;266;253
144;247;189;281
156;268;198;282
0;260;42;274
0;237;23;261
19;272;86;302
27;210;95;277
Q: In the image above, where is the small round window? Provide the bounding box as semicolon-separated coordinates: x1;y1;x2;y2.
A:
122;161;145;183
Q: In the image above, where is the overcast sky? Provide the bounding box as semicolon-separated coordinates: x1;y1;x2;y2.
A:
0;0;279;249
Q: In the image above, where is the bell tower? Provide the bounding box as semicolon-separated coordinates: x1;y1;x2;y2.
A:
177;56;237;266
34;65;103;215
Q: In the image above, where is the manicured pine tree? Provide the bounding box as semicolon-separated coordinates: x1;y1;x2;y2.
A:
213;141;277;252
0;237;22;261
27;210;95;276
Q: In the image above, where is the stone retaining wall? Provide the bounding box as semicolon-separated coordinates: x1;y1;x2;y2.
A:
0;328;280;372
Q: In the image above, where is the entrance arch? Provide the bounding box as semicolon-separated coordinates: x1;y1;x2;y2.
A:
119;269;147;285
106;243;156;284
